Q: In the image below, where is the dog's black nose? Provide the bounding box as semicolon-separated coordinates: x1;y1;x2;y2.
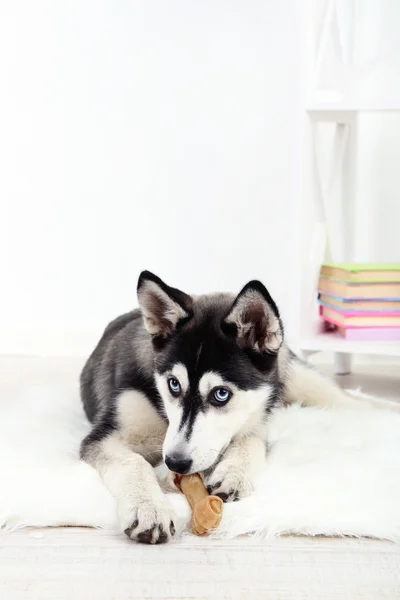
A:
165;454;192;474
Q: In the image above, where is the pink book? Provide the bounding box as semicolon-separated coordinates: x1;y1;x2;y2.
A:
321;305;400;328
336;327;400;341
334;310;400;317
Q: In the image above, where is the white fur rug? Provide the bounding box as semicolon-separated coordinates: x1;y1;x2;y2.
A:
1;383;400;542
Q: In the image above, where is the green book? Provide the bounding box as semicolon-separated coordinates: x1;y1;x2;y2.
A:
320;263;400;283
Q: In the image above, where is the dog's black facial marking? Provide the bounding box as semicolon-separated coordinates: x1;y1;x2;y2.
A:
154;294;284;426
178;391;203;441
156;309;278;392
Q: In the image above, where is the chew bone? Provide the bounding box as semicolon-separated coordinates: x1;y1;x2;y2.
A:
175;473;223;536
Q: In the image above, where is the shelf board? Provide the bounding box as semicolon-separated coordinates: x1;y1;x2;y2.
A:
306;102;400;113
300;331;400;357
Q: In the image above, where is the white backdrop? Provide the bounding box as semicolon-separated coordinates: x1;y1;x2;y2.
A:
1;1;399;358
0;0;303;355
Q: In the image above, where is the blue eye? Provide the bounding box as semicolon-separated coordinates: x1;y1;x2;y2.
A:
212;387;232;404
168;377;181;396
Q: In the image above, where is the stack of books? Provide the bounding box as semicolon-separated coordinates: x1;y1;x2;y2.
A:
318;263;400;340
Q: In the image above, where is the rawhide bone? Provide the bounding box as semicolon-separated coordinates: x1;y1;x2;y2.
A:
174;473;223;536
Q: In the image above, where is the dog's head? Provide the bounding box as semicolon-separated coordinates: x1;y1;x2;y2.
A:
137;271;284;475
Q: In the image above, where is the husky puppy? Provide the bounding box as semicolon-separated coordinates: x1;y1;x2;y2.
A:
80;270;392;544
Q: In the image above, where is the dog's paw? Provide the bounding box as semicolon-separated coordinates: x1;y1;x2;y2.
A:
121;499;176;544
204;461;254;503
159;468;180;493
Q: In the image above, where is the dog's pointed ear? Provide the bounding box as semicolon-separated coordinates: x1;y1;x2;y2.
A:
137;271;193;337
223;280;283;353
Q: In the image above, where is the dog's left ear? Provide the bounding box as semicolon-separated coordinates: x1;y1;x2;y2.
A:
223;280;283;353
137;270;193;337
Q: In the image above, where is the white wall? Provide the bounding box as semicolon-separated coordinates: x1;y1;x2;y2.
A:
353;0;400;263
354;114;400;262
0;0;303;356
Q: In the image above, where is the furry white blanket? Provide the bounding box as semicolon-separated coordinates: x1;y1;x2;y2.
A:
1;384;400;542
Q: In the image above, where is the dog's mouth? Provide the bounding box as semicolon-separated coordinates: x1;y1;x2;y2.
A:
164;443;230;476
200;444;230;478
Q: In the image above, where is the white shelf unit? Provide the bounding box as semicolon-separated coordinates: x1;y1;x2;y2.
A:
301;328;400;359
296;0;400;373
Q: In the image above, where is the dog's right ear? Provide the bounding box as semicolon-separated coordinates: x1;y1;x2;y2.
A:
137;271;193;337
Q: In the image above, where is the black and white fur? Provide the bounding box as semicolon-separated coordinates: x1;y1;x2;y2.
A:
80;271;396;544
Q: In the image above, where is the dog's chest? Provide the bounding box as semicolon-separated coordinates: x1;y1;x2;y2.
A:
115;389;167;457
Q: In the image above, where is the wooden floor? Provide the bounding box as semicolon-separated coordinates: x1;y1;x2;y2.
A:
0;358;399;599
1;528;400;600
324;364;400;402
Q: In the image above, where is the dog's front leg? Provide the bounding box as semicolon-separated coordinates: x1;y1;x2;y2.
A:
81;433;176;543
204;434;266;502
